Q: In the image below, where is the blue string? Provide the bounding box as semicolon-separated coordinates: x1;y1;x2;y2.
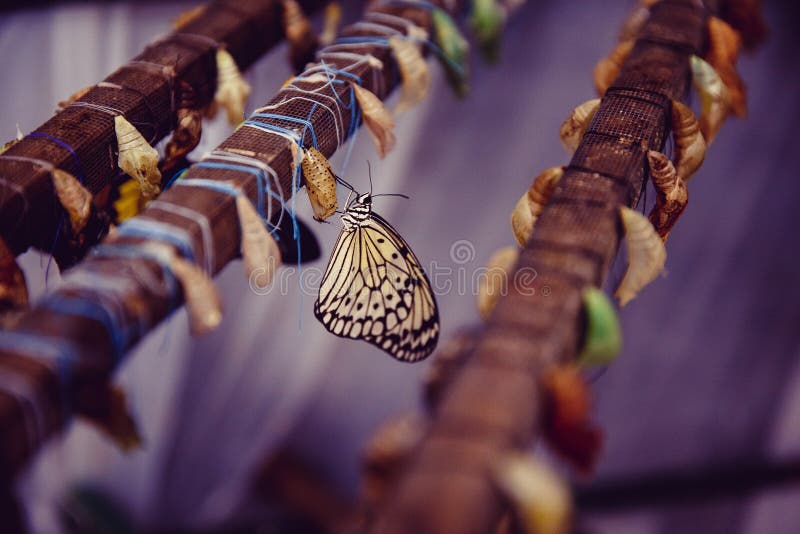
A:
381;0;437;11
116;218;197;263
164;167;189;190
177;178;242;198
248;113;319;149
0;331;77;418
92;243;181;312
39;294;131;366
196;161;267;217
27;132;87;182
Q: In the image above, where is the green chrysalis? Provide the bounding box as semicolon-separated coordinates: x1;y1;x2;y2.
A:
578;286;622;366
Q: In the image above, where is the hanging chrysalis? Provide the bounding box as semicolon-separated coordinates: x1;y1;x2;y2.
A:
172;4;207;29
670;100;707;181
616;206;666;306
593;40;633;97
707;16;746;118
164;81;203;170
510;166;564;246
578;287;621;366
319;2;342;46
298;146;339;221
113;179;144;222
114;114;161;201
282;0;319;73
168;251;223;336
492;453;573;534
351;82;396;158
52;169;92;235
236;194;282;287
361;413;427;510
214;48;251;126
0;236;27;312
388;36;431;114
646;150;688;242
477;245;518;320
432;8;470;97
559;99;600;154
690;55;732;144
541;363;603;474
470;0;506;64
81;384;142;452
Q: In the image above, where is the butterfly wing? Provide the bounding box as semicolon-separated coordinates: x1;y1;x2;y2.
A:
314;213;439;362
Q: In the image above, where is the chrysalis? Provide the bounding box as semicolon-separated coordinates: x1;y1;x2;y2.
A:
690;55;732;144
0;236;27;312
299;146;338;221
169;252;223;336
361;413;426;510
351;82;396;158
616;206;666;306
115;114;161;201
559;99;600;154
593;40;633;97
646;150;688;241
492;453;572;534
432;8;470;97
214;48;251;126
319;2;342;46
707;16;747;118
52;169;92;235
670;100;707;181
113;179;144;222
388;37;431;115
236;194;282;288
470;0;506;64
578;287;621;366
476;245;518;320
164;81;203;169
282;0;318;73
541;363;603;474
510;166;564;247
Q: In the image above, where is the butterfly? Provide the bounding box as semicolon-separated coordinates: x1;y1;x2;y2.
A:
314;190;439;362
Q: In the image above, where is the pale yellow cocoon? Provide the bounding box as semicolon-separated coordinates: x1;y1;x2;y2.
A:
169;253;223;336
115;114;161;201
559;99;600;154
236;194;281;288
351;82;396;158
388;36;430;114
616;206;667;306
52;169;92;234
300;146;339;221
493;453;573;534
593;40;633;96
214;49;251;126
670;100;707;181
510;166;564;246
690;55;731;144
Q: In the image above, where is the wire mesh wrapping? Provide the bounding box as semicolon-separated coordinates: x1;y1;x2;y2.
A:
0;0;324;267
365;2;711;533
0;0;453;504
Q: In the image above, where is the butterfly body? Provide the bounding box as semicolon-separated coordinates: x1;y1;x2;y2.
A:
315;193;439;362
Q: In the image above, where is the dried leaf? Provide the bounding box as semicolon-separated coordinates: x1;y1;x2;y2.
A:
593;40;633;96
389;36;431;114
671;100;707;181
282;0;318;73
470;0;506;64
616;206;666;306
214;49;251;126
477;245;518;320
691;55;732;144
510;166;564;246
300;147;338;221
351;82;396;158
115;115;161;201
541;364;603;475
493;453;572;534
707;16;747;117
236;195;282;288
578;287;621;366
646;150;688;241
432;8;470;97
170;254;223;335
52;169;92;234
320;2;342;45
559;99;600;154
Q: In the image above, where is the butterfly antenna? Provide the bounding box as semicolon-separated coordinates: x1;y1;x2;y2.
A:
372;193;410;200
367;160;373;195
335;174;356;193
344;189;354;210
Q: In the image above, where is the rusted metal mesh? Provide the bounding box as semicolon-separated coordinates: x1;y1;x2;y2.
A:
0;0;326;267
0;0;443;492
366;2;710;533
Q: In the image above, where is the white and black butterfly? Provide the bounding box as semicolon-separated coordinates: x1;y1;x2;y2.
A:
314;191;439;362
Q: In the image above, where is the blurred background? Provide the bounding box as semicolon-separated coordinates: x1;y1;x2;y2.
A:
1;0;799;532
